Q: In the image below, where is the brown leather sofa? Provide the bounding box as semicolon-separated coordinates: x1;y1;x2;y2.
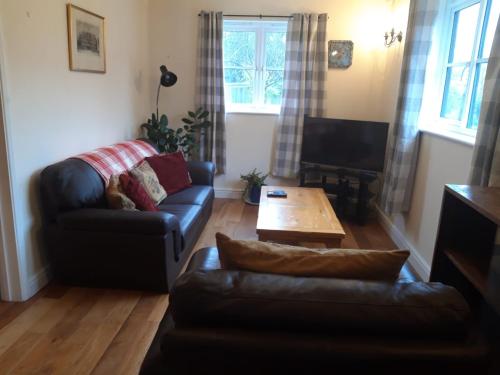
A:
141;247;490;374
39;156;215;292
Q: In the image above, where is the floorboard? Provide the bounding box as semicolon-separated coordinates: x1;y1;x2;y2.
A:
0;198;403;374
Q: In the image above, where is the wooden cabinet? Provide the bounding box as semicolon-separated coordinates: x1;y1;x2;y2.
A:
431;184;500;372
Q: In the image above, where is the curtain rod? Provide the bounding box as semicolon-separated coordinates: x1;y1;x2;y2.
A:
198;13;292;19
198;13;329;19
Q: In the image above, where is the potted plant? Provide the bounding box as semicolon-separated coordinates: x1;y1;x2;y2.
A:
240;169;268;205
141;108;211;157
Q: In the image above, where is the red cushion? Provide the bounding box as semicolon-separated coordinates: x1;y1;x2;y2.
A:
146;151;192;195
119;173;158;212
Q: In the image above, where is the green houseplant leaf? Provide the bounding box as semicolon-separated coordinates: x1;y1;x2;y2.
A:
141;108;213;158
240;169;268;199
199;110;209;118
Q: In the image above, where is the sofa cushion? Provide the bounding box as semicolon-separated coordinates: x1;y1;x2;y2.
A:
171;268;471;338
129;161;167;205
188;247;417;282
106;174;137;210
216;233;410;281
161;186;214;207
159;204;202;239
146;152;192;195
119;173;158;212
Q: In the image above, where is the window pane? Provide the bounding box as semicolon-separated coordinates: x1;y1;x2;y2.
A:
224;68;255;105
223;21;287;111
481;0;500;58
264;70;284;105
265;32;286;70
441;65;470;121
223;31;256;69
467;62;488;129
449;3;480;63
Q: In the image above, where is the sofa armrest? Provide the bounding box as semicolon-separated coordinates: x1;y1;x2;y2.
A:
188;161;215;186
58;208;180;235
185;247;221;272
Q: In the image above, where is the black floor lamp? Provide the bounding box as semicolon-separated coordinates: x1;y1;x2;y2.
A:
156;65;177;119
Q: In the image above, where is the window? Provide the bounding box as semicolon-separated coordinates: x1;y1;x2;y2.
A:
438;0;499;134
223;20;287;113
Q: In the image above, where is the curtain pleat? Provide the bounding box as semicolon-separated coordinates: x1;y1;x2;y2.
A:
380;0;439;214
196;11;226;173
469;16;500;187
272;13;327;178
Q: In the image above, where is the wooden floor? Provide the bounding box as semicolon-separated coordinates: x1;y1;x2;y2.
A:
0;198;401;374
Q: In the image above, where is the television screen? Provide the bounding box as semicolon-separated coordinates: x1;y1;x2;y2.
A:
301;116;389;172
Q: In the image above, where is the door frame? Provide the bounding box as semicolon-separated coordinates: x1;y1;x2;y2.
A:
0;23;24;301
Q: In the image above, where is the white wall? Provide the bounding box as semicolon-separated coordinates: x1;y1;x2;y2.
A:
380;134;474;278
0;0;152;300
0;57;22;300
149;0;409;194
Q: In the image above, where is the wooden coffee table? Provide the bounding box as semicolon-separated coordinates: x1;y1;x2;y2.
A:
256;186;346;248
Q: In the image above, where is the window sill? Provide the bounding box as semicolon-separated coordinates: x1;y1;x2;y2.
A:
226;109;280;116
419;126;475;147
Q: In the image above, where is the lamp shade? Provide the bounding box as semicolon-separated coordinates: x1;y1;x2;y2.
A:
159;65;177;87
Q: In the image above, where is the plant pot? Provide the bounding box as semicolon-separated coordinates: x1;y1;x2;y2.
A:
249;184;262;204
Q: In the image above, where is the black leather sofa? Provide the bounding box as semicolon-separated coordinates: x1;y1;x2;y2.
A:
39;157;215;292
141;247;490;374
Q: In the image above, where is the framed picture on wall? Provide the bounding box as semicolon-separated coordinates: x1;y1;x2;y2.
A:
328;40;353;69
66;4;106;73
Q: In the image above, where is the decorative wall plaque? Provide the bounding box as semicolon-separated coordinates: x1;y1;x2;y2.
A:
328;40;353;69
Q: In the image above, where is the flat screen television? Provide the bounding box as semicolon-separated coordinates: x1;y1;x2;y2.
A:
301;116;389;172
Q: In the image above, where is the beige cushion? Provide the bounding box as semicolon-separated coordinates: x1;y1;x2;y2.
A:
215;233;410;281
130;160;167;205
106;174;137;210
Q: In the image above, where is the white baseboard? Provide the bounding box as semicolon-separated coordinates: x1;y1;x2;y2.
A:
24;265;51;300
375;204;431;281
215;188;243;199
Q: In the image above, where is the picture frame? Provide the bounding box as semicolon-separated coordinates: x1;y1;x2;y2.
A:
328;40;354;69
66;4;106;73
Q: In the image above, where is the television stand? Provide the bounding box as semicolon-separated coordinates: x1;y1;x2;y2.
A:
299;163;378;224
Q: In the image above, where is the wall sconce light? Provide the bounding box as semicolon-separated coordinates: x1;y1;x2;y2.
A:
384;28;403;47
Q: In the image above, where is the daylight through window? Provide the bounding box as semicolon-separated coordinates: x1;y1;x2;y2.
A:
440;0;499;132
223;20;287;113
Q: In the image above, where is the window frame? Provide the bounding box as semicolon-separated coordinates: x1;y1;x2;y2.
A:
223;19;288;114
433;0;493;138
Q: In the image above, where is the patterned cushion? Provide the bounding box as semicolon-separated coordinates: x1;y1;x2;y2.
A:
119;173;158;212
130;161;167;205
105;174;137;210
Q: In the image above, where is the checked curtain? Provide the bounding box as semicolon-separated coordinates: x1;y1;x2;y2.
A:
196;11;226;174
469;16;500;187
380;0;439;214
272;13;328;178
